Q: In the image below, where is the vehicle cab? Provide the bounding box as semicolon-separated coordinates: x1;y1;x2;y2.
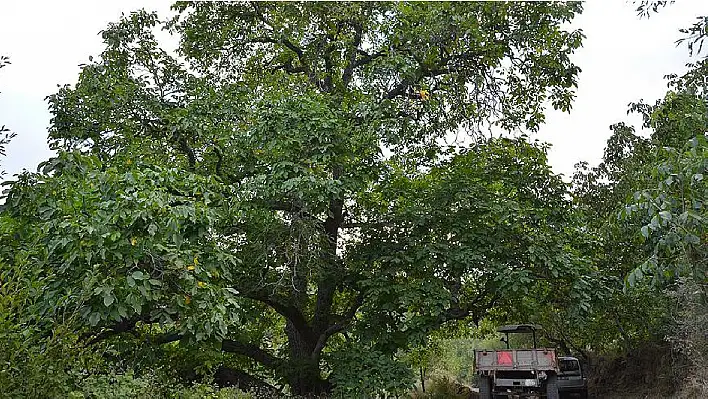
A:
557;356;588;399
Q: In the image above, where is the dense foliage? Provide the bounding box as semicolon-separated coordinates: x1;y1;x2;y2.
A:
1;2;588;397
0;1;706;398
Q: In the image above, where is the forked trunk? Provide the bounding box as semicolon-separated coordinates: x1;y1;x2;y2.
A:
285;320;332;396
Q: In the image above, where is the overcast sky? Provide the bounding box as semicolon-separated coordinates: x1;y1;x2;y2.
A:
1;1;707;181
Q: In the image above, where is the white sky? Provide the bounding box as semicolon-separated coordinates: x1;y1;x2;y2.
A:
1;1;707;180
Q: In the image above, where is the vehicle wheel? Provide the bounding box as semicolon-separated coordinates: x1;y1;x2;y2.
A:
580;389;589;399
546;374;559;399
479;375;493;399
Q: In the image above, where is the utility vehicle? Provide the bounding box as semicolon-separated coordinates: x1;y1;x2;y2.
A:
474;324;559;399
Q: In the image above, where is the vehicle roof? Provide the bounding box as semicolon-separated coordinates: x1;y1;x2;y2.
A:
496;324;543;333
558;356;580;361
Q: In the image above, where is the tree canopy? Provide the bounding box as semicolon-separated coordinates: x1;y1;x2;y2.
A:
1;2;589;396
2;1;707;398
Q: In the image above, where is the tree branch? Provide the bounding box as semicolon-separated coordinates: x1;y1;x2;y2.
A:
211;142;224;177
242;289;315;344
257;199;304;213
271;60;308;75
342;22;364;86
354;49;386;68
312;281;336;334
151;331;182;345
222;338;283;369
382;45;490;101
312;165;345;332
214;365;281;394
246;3;314;85
249;2;273;28
173;129;196;170
312;292;364;358
81;315;149;345
443;291;499;325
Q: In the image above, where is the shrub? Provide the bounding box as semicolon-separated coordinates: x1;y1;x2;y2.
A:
409;376;472;399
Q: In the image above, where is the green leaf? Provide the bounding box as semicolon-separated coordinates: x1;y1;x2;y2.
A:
89;312;101;326
131;270;145;280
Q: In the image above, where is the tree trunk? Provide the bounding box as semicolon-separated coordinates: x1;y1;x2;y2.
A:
288;363;332;396
285;167;343;396
286;320;332;396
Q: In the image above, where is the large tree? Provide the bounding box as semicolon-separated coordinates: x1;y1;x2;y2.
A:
5;2;587;395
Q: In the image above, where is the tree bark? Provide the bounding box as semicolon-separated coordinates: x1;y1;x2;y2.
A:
285;320;332;395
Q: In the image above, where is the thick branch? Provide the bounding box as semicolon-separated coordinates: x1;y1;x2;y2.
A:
81;315;149;345
242;289;315;344
151;331;182;345
382;46;488;101
257;199;304;213
247;3;311;86
245;24;313;85
353;49;386;68
444;291;499;325
212;142;224;177
222;338;283;369
322;34;337;92
383;66;452;100
151;331;288;372
385;79;415;100
250;2;274;31
312;292;364;358
312;165;345;331
312;282;336;334
248;36;305;62
280;37;305;60
342;22;364;86
323;165;344;242
174;130;196;170
323;197;344;241
271;60;308;75
214;366;281;394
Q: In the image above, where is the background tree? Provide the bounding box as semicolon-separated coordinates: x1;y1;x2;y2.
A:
552;6;708;393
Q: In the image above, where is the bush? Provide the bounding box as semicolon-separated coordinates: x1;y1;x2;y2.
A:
68;371;254;399
327;345;414;398
409;376;472;399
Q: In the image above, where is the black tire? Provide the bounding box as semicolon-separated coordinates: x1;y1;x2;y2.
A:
479;375;493;399
580;389;589;399
546;374;559;399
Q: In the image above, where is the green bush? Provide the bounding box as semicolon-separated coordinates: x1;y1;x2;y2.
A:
410;376;471;399
68;371;253;399
69;372;163;399
327;345;414;398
